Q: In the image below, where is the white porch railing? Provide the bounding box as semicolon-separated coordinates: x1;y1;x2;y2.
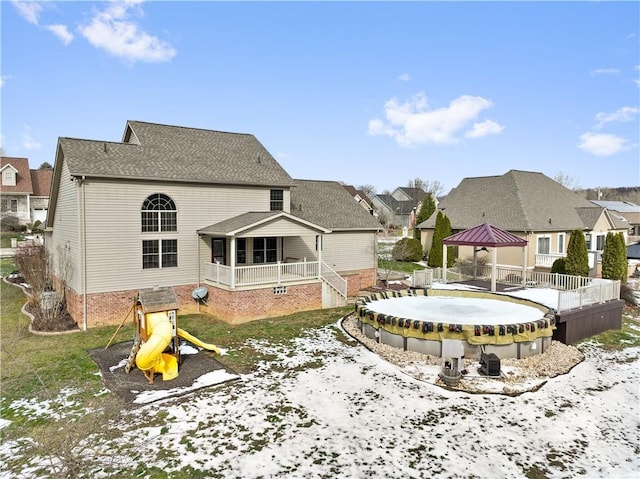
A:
204;260;347;298
205;260;319;288
535;253;565;268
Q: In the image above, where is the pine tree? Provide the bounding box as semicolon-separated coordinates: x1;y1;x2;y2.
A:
414;193;436;241
617;232;628;284
601;232;616;280
443;214;455;267
427;211;445;267
565;229;589;277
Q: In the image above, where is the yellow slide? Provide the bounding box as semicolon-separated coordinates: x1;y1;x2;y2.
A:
135;312;178;381
178;328;221;355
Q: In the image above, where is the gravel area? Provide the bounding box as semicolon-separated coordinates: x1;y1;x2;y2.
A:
342;314;585;395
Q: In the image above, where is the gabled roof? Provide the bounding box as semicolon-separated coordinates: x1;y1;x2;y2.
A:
57;120;296;187
30;169;53;197
0;157;33;194
418;170;606;232
393;186;426;203
443;223;527;247
628;242;640;260
197;211;330;236
343;185;373;207
373;193;416;215
290;180;382;231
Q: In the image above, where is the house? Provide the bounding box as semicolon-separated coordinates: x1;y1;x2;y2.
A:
371;186;427;228
45;121;381;329
342;184;376;216
417;170;628;274
590;200;640;240
0;157;53;229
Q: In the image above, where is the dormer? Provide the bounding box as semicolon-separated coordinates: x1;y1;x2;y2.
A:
1;164;18;186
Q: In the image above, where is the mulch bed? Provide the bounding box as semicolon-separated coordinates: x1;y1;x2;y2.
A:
89;341;238;405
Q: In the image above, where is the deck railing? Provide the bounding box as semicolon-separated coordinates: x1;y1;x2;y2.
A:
412;266;619;312
204;260;346;297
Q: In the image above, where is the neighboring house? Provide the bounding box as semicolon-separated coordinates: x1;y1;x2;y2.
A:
372;187;426;228
45;121;381;329
590;200;640;240
417;170;628;274
343;184;376;216
0;156;53;228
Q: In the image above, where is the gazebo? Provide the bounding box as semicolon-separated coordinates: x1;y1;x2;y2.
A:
442;223;529;292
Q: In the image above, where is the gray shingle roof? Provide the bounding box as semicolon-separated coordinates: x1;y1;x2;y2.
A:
290;180;382;231
197;211;331;236
418;170;604;232
59;121;295;187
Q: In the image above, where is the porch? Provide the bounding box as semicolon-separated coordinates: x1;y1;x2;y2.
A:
203;259;347;298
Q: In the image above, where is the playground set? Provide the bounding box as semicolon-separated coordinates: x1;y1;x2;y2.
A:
106;286;220;384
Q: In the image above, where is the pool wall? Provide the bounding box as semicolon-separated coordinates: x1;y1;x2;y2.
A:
354;289;555;360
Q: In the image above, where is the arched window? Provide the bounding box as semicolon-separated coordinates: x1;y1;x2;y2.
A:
141;193;177;232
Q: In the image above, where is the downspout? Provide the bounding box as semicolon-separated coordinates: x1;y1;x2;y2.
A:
196;233;201;313
77;176;88;331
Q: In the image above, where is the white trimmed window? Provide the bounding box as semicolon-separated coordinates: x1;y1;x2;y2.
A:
141;193;178;269
557;233;565;254
2;170;15;186
537;235;550;255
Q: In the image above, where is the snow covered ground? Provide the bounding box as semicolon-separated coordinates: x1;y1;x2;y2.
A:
2;318;639;478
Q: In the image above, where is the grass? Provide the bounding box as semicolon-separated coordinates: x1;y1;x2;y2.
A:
577;312;640;350
378;258;426;274
0;231;23;248
0;256;351;421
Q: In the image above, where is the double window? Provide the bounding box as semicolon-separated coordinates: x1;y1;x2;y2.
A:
253;237;278;263
1;199;17;213
141;194;178;269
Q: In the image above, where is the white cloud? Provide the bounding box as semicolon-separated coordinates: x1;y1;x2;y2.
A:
368;92;502;146
595;106;639;128
397;73;411;82
465;119;505;139
45;24;74;46
78;1;176;64
22;131;42;151
0;75;12;88
578;132;629;156
11;0;44;25
590;68;620;76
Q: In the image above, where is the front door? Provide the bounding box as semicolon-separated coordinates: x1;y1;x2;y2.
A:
212;238;226;264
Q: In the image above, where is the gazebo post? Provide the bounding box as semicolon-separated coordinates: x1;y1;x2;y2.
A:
491;247;497;292
522;244;528;287
443;246;448;284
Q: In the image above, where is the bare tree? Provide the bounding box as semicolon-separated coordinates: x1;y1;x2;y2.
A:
554;171;581;190
407;178;444;197
357;184;376;198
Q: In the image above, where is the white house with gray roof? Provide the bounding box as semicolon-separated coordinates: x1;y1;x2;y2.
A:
417;170;628;274
45;121;381;328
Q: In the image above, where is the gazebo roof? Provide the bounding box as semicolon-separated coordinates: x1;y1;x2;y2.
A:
443;223;528;247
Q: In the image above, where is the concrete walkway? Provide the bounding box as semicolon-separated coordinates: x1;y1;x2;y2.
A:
0;248;15;257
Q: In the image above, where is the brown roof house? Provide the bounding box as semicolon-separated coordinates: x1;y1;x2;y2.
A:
417;170;628;275
45;120;381;329
371;186;427;229
0;156;53;230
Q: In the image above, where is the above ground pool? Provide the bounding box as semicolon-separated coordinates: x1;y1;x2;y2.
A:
354;288;556;359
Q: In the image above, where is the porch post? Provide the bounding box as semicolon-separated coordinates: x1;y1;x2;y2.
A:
230;237;236;289
317;235;323;279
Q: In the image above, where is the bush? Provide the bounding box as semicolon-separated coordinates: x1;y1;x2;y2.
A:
1;216;19;232
391;237;423;262
551;257;566;274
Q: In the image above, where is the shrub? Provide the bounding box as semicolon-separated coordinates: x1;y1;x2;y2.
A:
566;229;589;277
551;257;566;274
391;237;423;262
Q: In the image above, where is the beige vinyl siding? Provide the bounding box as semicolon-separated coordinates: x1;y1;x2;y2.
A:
243;218;318;237
82;179;282;293
47;161;82;291
321;232;377;271
283;236;317;262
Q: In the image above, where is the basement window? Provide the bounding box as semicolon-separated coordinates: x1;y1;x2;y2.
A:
273;286;287;295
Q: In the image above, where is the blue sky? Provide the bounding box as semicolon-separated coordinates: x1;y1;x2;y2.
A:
2;1;639;195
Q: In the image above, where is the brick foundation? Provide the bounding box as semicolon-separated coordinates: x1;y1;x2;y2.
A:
342;268;377;297
200;282;323;324
63;282;324;327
